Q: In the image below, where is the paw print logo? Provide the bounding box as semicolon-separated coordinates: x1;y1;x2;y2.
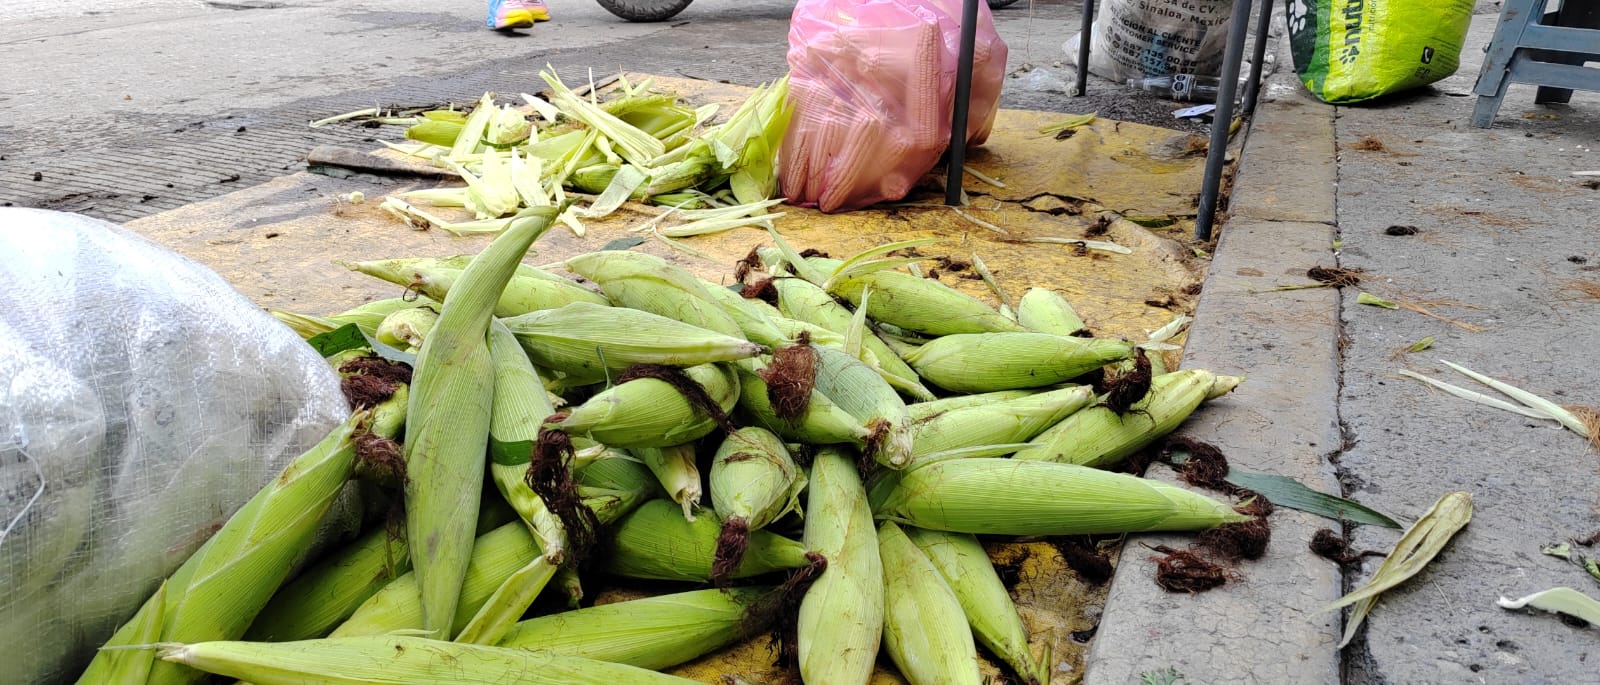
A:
1287;0;1309;34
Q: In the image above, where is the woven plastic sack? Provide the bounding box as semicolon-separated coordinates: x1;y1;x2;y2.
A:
1062;0;1236;83
780;0;1008;213
1286;0;1473;103
0;208;351;684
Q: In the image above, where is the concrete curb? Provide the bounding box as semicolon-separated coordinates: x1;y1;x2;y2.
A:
1082;20;1349;685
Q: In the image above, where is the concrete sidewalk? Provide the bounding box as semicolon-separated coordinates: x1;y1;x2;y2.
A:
1087;9;1600;684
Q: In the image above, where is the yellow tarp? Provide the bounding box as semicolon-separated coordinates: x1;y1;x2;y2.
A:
125;74;1212;683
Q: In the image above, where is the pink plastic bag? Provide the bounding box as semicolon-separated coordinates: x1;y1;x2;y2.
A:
780;0;1008;213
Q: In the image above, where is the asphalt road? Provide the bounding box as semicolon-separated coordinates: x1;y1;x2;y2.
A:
1;0;1206;222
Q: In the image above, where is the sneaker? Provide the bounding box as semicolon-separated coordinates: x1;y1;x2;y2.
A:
487;0;550;30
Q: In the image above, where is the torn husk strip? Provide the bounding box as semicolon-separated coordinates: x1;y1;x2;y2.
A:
1498;587;1600;626
1324;491;1473;647
1397;361;1597;447
1357;292;1398;309
1013;236;1132;254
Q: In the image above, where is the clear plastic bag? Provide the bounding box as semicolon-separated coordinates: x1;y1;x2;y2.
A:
0;208;350;683
780;0;1008;213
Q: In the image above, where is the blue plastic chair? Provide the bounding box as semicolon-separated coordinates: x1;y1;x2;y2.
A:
1472;0;1600;127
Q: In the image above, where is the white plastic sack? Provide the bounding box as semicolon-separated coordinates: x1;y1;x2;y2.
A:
0;208;350;683
1063;0;1236;83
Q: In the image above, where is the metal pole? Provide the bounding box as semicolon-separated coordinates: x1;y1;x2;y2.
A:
1076;0;1095;96
1194;0;1254;241
1239;0;1274;117
945;0;981;206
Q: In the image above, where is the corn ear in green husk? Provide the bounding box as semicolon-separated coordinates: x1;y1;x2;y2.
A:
878;522;983;685
551;363;738;449
97;582;166;685
904;527;1049;685
632;444;703;521
811;344;914;469
1011;370;1243;468
504;302;765;383
910;384;1094;458
497;587;771;670
331;473;651;640
709;427;805;584
797;448;884;685
603;499;811;582
904;332;1134;393
402;207;557;639
818;261;1024;336
563;250;743;338
375;307;438;352
733;357;874;446
870;458;1251;536
347;258;608;317
905;389;1041;421
77;412;374;685
271;297;435;339
156;635;702;685
486;319;565;563
1016;287;1089;336
768;275;931;398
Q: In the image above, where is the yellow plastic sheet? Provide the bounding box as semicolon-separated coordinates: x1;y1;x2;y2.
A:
124;74;1213;683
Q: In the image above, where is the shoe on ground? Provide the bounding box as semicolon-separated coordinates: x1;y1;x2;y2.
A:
487;0;550;30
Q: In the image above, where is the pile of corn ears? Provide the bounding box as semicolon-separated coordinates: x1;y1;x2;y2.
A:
379;69;792;238
83;224;1253;685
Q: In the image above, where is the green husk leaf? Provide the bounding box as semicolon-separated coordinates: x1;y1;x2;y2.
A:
1357;292;1399;309
1498;587;1600;626
1324;491;1473;647
1221;469;1400;528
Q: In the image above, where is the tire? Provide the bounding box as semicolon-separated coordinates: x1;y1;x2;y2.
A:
987;0;1023;7
596;0;694;22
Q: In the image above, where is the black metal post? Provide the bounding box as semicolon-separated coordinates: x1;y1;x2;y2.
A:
1076;0;1095;96
1194;0;1255;241
945;0;981;206
1240;0;1275;117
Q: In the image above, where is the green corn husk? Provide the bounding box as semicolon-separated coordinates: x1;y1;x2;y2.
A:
331;476;652;641
1012;370;1244;468
497;587;771;669
375;306;438;352
797;448;883;685
870;458;1251;536
696;279;793;348
552;363;739;449
905;389;1041;421
633;444;703;521
905;528;1048;685
99;581;166;684
769;276;931;397
1016;287;1088;336
402;207;557;639
486;319;565;563
878;522;983;685
569;163;620;194
245;487;516;644
77;411;375;685
734;358;874;446
563;251;744;338
156;635;701;685
814;260;1024;336
904;332;1134;393
709;427;805;582
504;302;765;383
910;384;1095;458
271;298;436;339
603;499;811;582
812;344;915;469
348;257;609;317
